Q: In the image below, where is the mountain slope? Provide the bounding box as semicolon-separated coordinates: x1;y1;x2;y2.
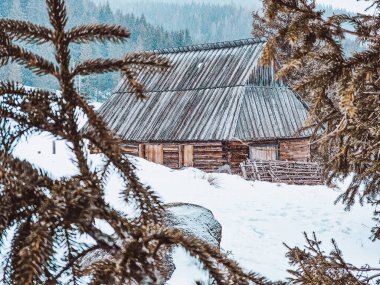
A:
90;0;362;53
91;0;256;43
0;0;191;99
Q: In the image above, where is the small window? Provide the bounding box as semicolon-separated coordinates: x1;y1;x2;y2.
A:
249;144;278;161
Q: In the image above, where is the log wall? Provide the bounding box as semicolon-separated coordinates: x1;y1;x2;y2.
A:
228;139;311;173
121;144;139;156
119;139;311;173
163;145;180;169
121;142;228;172
228;141;249;173
279;139;311;162
193;142;227;172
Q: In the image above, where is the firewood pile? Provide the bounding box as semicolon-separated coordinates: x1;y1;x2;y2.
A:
240;159;323;185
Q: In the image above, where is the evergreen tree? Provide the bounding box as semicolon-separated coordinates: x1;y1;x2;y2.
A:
184;29;192;44
98;1;114;24
253;1;380;283
0;0;12;18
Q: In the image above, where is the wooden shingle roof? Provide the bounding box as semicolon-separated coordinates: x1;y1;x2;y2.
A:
97;39;310;142
115;39;266;93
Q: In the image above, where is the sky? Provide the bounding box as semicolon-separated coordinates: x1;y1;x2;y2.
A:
317;0;372;12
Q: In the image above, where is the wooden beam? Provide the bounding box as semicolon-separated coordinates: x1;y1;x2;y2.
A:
178;145;184;168
138;144;145;158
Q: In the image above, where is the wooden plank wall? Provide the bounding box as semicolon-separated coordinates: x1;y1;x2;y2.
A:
120;139;311;173
229;142;249;173
121;142;228;172
121;143;139;156
280;139;311;162
193;142;227;172
249;145;277;161
163;145;180;169
146;145;164;164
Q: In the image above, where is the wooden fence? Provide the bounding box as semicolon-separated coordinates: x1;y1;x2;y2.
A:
240;159;323;185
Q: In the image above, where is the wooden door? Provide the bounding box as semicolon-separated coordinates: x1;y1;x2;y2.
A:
249;145;278;161
145;144;164;164
179;145;194;167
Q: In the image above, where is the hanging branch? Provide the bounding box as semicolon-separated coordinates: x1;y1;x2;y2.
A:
254;1;380;284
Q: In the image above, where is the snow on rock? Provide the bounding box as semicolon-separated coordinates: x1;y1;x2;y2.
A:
149;203;223;283
163;203;222;284
77;203;222;284
164;203;222;247
12;135;380;283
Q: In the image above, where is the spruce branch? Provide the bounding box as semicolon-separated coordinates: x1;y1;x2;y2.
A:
47;0;68;32
0;19;52;44
285;232;378;284
0;42;58;76
67;24;131;44
72;53;170;77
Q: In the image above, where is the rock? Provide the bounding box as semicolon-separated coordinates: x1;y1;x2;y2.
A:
164;203;222;247
215;164;232;175
157;203;222;283
80;203;222;284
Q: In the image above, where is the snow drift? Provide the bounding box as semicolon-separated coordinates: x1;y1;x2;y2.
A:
12;136;380;283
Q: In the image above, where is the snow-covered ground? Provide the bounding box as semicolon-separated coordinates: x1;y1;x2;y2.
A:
12;135;380;284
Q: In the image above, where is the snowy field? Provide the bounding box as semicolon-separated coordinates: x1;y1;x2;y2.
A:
12;134;380;284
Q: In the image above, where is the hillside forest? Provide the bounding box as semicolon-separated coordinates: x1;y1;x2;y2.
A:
0;0;362;101
0;0;192;101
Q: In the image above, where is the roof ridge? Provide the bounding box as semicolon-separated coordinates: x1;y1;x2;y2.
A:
114;85;244;94
114;85;296;94
150;38;265;54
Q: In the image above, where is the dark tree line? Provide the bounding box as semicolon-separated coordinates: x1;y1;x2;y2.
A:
95;0;256;44
0;0;192;101
100;0;363;54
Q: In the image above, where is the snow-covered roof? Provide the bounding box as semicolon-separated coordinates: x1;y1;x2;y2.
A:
98;39;310;142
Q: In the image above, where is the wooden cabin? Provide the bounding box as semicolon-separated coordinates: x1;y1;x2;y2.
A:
97;39;311;173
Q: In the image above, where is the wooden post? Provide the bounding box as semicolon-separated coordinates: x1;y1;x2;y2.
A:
138;144;145;158
253;161;261;180
240;162;247;179
52;141;56;155
178;145;184;168
183;145;194;167
156;145;164;164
